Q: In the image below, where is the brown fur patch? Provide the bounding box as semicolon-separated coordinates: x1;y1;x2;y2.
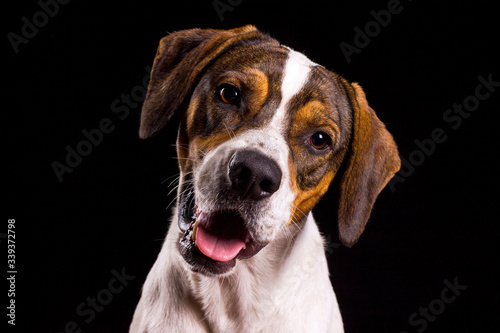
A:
284;69;353;224
289;163;337;223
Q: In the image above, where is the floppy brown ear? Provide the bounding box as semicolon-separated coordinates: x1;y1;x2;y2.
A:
139;25;259;138
337;83;401;247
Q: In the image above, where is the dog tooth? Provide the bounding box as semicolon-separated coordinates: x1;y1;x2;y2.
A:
192;220;200;241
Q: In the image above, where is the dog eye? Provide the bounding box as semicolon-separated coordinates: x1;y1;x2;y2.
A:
217;84;241;105
309;132;331;150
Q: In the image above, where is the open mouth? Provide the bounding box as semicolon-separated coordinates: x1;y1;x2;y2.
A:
178;187;265;275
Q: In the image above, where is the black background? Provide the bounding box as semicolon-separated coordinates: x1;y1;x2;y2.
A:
5;0;499;332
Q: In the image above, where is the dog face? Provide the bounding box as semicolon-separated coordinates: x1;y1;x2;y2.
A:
139;26;400;275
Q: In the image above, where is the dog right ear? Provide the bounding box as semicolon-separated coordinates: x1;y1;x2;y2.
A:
139;25;259;139
336;82;400;247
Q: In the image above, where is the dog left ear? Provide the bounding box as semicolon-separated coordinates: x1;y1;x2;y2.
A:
139;25;259;139
337;83;401;247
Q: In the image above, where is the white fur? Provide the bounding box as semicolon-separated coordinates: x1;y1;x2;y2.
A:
130;49;344;333
270;48;315;129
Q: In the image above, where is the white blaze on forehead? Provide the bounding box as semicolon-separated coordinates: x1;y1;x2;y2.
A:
270;48;316;128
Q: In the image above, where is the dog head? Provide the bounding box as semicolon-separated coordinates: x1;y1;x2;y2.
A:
140;26;400;275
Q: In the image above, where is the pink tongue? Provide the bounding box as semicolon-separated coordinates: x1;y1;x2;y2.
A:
196;224;245;262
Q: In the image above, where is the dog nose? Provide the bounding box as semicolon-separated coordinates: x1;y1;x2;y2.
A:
228;150;282;201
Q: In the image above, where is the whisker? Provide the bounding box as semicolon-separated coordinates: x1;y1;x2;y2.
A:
274;205;306;243
187;184;197;209
167;183;181;197
165;195;178;211
165;178;194;211
172;156;197;162
162;171;194;194
166;185;194;211
222;121;236;139
160;173;179;185
162;175;180;189
291;204;307;221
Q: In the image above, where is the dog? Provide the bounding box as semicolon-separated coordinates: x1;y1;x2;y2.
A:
130;25;400;333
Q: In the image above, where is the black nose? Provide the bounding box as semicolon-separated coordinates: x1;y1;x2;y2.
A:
228;150;282;201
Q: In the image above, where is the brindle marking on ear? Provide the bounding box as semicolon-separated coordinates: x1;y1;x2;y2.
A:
335;81;401;247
